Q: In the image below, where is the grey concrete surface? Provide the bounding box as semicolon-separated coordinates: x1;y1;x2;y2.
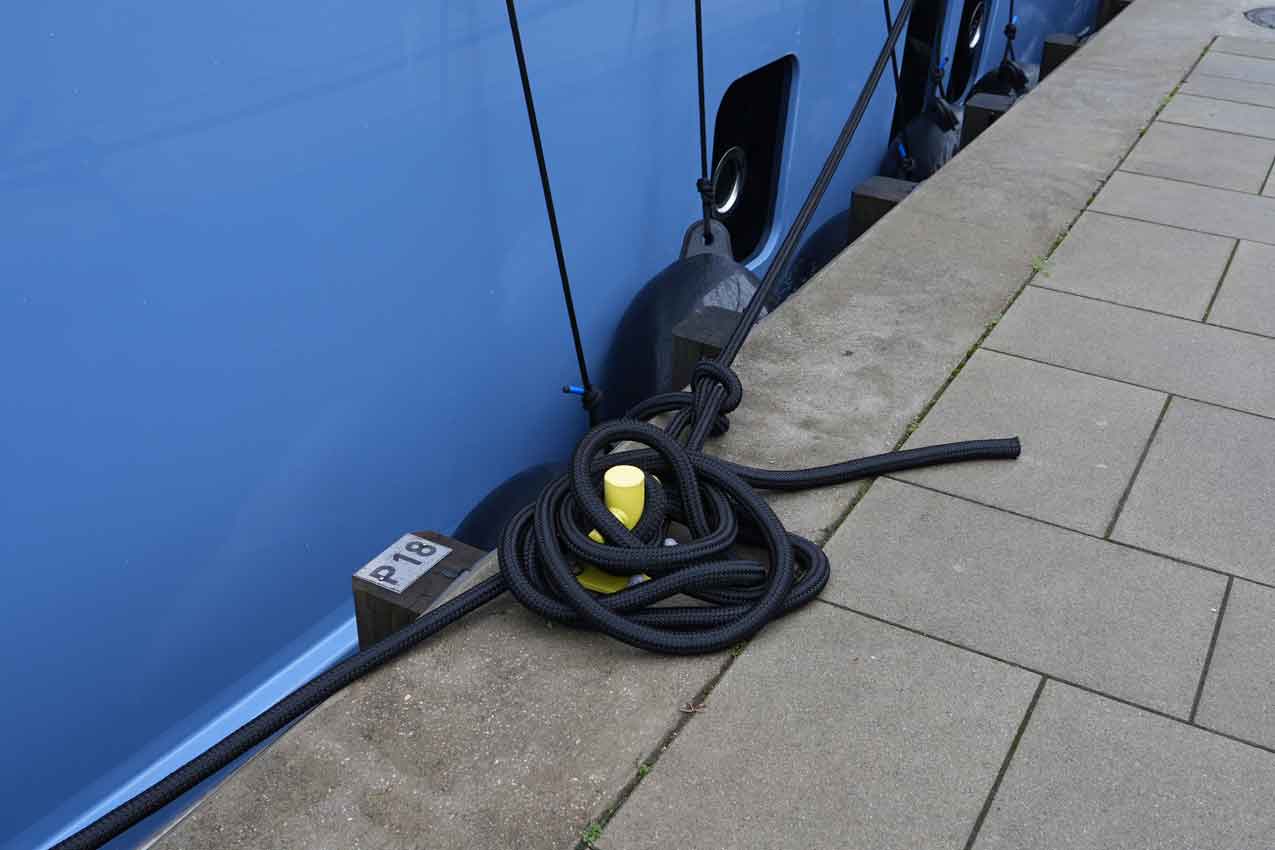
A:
1195;50;1275;85
1196;580;1275;749
1092;170;1275;244
157;13;1275;850
1209;239;1275;335
1215;35;1275;60
1161;92;1275;141
986;286;1275;418
822;479;1223;717
1036;211;1234;318
1182;72;1275;108
894;350;1165;534
601;604;1039;850
1112;398;1275;584
154;561;724;850
974;682;1275;850
1123;119;1275;191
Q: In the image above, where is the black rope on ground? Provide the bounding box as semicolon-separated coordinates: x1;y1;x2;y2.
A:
49;1;1023;846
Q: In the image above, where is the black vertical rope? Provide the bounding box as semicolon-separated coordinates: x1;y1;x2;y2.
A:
694;0;715;245
505;0;601;425
882;0;902;91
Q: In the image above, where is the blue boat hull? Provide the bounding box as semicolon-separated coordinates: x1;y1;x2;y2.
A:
0;1;1098;846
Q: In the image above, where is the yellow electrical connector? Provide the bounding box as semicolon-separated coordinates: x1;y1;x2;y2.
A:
578;465;645;594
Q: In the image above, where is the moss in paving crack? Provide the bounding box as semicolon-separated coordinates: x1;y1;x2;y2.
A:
581;821;604;845
636;762;652;778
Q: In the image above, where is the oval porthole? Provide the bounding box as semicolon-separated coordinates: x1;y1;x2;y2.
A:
967;1;985;49
711;146;747;217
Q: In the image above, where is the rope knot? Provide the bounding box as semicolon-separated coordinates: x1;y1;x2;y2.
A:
696;177;716;206
692;360;743;413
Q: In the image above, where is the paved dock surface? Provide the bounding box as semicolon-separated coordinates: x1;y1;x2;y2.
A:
154;3;1275;849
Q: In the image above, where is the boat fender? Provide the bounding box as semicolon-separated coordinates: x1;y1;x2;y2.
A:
600;249;759;420
887;108;958;181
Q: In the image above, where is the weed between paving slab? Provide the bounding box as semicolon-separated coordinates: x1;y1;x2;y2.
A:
572;38;1218;848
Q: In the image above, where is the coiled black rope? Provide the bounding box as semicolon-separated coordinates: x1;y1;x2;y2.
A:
49;0;1022;846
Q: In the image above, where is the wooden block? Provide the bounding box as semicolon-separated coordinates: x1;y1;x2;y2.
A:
851;176;917;240
1100;0;1133;27
1041;33;1082;81
672;306;742;391
351;531;486;649
960;92;1014;150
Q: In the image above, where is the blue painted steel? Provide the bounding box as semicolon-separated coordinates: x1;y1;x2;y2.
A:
0;1;1096;847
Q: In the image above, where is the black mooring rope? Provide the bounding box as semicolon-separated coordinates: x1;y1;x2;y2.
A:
694;0;715;245
505;0;602;425
49;1;1023;846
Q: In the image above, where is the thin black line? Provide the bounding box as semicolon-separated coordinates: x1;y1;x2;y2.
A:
1210;47;1275;64
1119;163;1268;197
1025;283;1275;342
980;346;1275;424
1189;576;1233;723
1019;280;1275;347
1105;394;1172;538
1180;86;1275;111
962;677;1046;850
693;0;713;247
882;476;1275;592
504;0;596;421
1203;239;1242;322
1084;208;1275;249
816;599;1275;756
1262;150;1275;196
1157;117;1275;146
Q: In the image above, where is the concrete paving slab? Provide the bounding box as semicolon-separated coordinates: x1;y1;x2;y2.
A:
973;681;1275;850
1209;239;1275;336
1036;211;1234;318
822;478;1224;717
1161;92;1275;141
1196;580;1275;749
985;286;1275;418
1091;170;1275;244
154;556;724;850
1112;398;1275;584
1182;72;1275;108
1195;50;1275;85
1214;35;1275;61
1123;119;1275;191
715;204;1042;545
602;603;1039;850
895;351;1165;535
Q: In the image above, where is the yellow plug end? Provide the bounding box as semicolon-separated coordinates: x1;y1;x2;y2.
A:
580;466;647;594
604;465;645;527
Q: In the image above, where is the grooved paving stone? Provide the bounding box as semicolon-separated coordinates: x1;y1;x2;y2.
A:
153;558;724;850
985;286;1275;418
1161;92;1275;142
1196;580;1275;750
1182;73;1275;109
1209;239;1275;336
1195;50;1275;86
822;478;1223;717
1091;170;1275;244
1123;118;1275;191
895;351;1165;534
1214;36;1275;62
1036;211;1234;318
1112;398;1275;583
973;682;1275;850
602;603;1040;850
